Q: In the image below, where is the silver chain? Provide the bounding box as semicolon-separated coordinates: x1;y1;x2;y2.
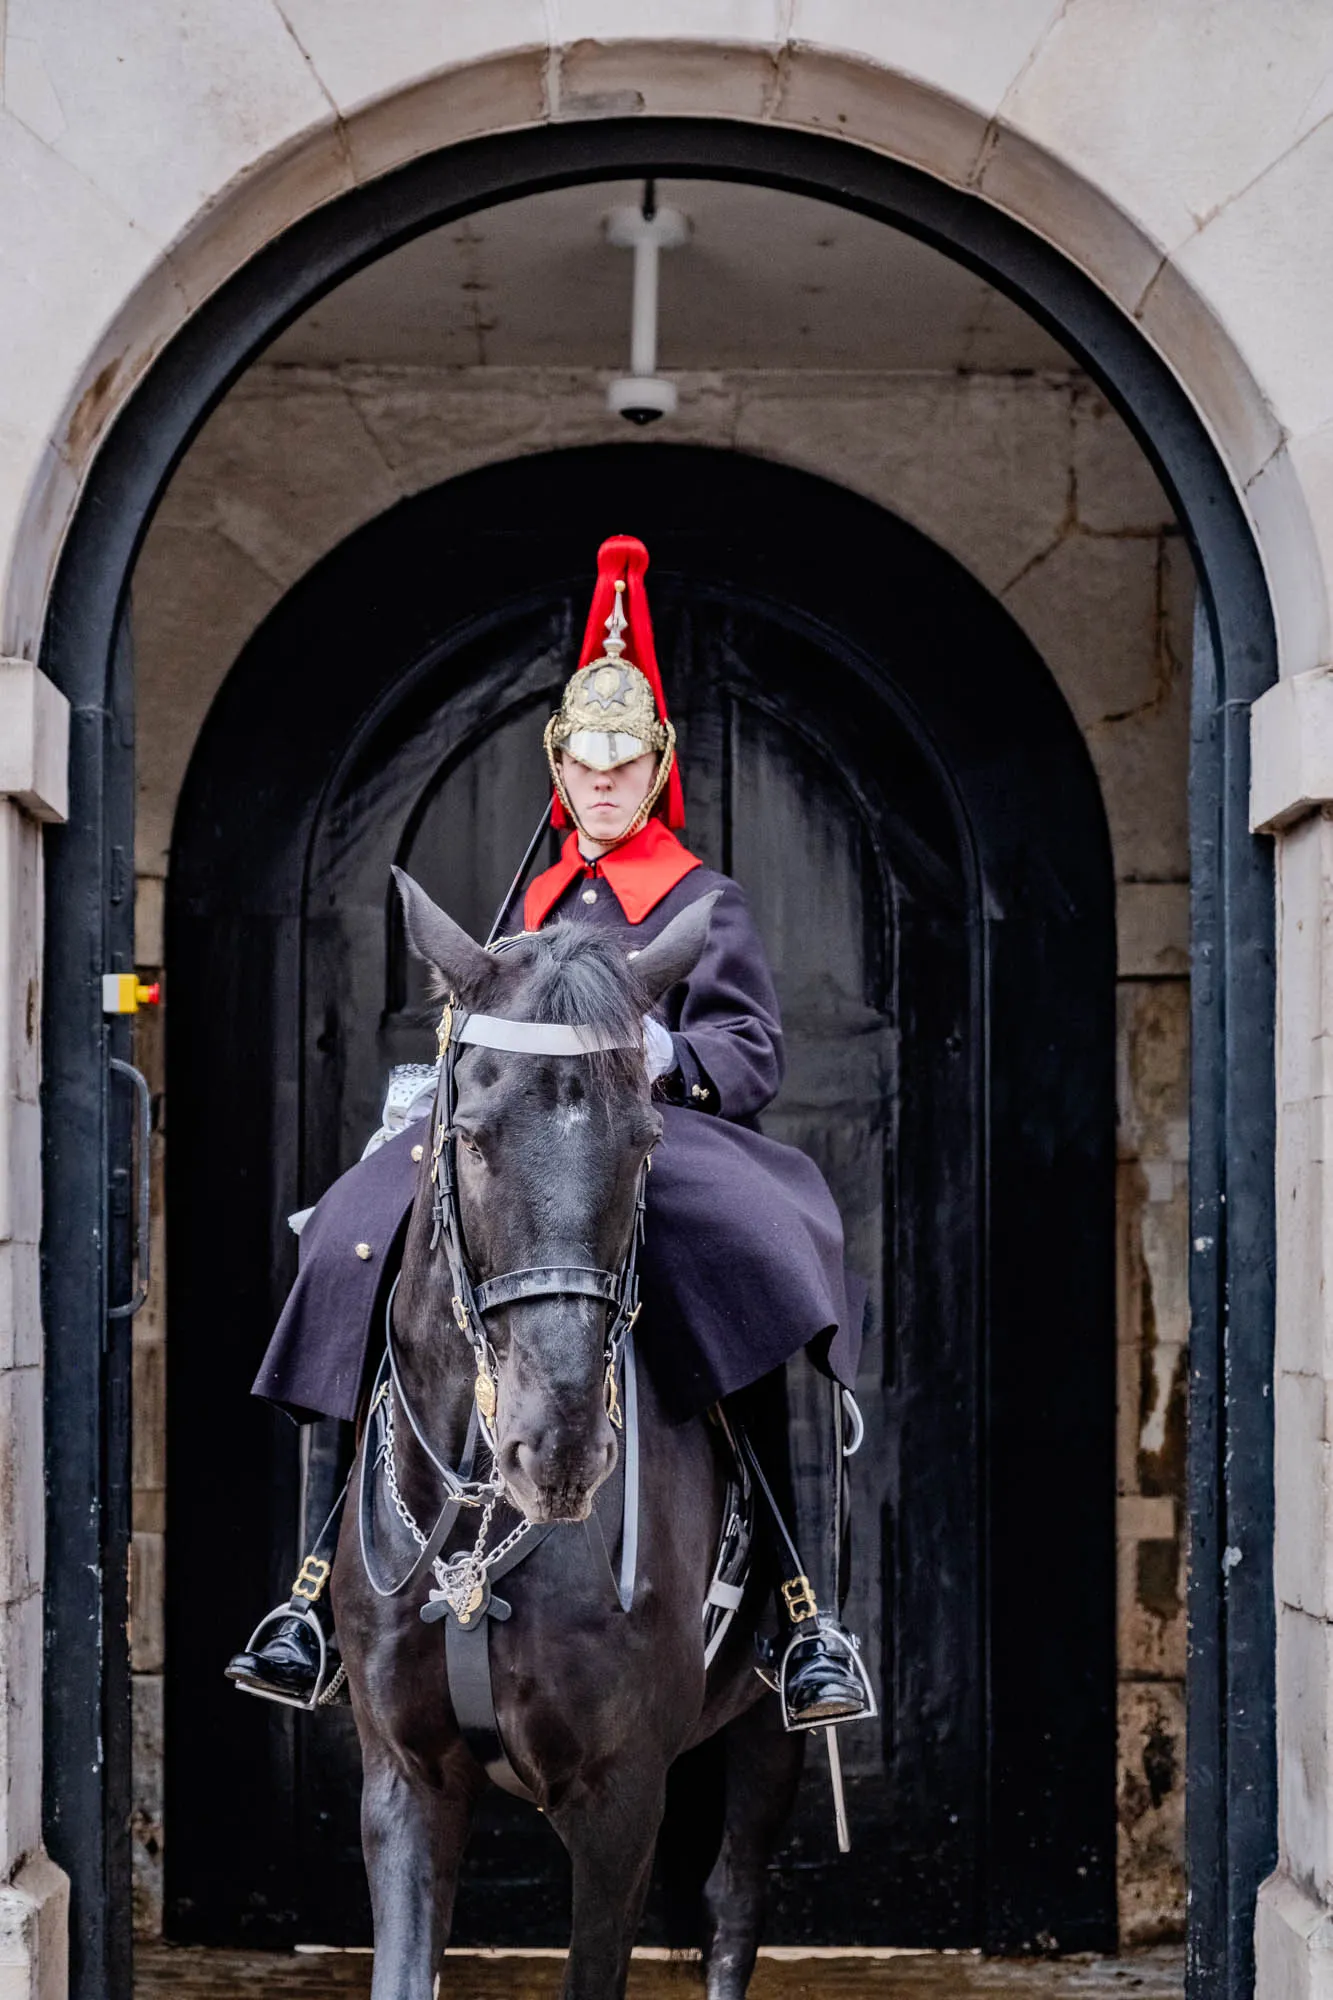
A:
383;1393;529;1620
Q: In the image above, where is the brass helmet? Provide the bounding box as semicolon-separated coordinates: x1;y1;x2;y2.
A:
544;554;681;844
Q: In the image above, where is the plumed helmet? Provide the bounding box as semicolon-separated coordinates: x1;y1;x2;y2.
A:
544;534;685;837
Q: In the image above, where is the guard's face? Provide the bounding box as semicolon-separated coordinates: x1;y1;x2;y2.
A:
558;748;657;847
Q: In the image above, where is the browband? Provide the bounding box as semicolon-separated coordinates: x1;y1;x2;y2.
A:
457;1013;639;1057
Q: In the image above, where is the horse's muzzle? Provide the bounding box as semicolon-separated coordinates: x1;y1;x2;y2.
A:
497;1425;618;1524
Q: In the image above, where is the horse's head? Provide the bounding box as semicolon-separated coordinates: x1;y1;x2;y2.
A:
393;869;715;1525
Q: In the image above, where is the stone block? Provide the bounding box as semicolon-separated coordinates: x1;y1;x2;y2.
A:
160;378;404;590
1245;439;1330;686
0;110;163;473
132;523;281;877
131;1675;164;1941
1279;1603;1333;1893
1117;884;1189;979
0;1852;68;2000
130;1533;164;1674
775;46;990;187
132;1338;166;1501
275;0;550;119
0;1588;42;1870
1257;1870;1333;2000
135;876;165;966
735;372;1073;598
1086;682;1191;884
1072;387;1175;534
0;663;68;823
1168;112;1333;444
1276;1370;1333;1621
0;805;40;1112
977;122;1166;319
0;433;77;665
1002;532;1165;731
555;37;776;122
1276;1105;1333;1384
1002;0;1333;265
788;0;1065;121
345;53;548;185
0;1245;40;1376
167;126;355;318
555;1;781;46
1255;671;1333;835
1117;1511;1185;1682
0;1367;43;1606
1276;814;1329;1101
1117;980;1190;1161
0;1102;40;1252
7;0;331;256
1117;1679;1186;1944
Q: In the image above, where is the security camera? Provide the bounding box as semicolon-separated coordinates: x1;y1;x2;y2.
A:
607;375;679;425
605;195;689;424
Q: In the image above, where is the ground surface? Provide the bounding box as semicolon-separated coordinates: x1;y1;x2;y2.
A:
135;1945;1184;1999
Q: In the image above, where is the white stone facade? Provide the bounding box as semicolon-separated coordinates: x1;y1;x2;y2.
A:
3;6;1333;1994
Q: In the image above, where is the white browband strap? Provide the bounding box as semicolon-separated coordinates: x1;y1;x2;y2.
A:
456;1013;640;1057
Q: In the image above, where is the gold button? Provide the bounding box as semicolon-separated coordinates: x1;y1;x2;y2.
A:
355;1242;372;1260
691;1085;708;1101
582;887;598;905
411;1144;424;1162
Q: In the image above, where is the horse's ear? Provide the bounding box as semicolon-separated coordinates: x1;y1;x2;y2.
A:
630;891;722;1005
391;867;493;1004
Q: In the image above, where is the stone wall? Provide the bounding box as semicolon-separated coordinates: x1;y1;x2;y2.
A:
128;361;1192;1943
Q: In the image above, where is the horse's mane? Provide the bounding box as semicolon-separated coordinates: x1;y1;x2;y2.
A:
507;922;646;1094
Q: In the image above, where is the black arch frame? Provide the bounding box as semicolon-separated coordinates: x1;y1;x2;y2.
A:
38;117;1275;2000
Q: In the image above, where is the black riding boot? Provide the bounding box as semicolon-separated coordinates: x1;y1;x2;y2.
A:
225;1489;349;1708
741;1365;874;1732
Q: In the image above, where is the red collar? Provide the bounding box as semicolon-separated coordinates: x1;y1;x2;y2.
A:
523;819;703;929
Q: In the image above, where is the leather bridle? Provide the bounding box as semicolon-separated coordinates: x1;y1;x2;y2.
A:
420;993;649;1442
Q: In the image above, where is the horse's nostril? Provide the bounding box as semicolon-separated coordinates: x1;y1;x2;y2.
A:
497;1438;536;1490
514;1441;542;1487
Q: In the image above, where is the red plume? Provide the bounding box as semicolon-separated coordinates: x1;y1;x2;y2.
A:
551;534;685;830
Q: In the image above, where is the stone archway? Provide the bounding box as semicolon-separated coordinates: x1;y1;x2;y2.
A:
33;113;1275;2000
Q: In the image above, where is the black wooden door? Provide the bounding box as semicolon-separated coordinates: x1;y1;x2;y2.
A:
166;446;1116;1951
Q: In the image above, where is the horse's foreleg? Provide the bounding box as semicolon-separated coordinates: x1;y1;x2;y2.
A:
702;1704;806;2000
551;1775;666;2000
361;1740;479;2000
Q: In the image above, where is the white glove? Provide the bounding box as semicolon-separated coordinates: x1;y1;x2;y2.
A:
642;1014;677;1082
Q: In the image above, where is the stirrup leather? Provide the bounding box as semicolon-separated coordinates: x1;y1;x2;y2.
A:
777;1617;878;1734
232;1603;343;1714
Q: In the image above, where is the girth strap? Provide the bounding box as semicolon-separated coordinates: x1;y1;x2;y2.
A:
473;1266;620;1314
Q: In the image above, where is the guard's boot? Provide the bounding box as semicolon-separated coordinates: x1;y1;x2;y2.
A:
778;1609;872;1729
743;1369;874;1732
226;1539;348;1709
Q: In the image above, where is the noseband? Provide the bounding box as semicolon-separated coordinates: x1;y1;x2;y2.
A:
426;996;648;1436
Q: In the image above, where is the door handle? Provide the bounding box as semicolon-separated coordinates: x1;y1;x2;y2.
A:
108;1057;152;1319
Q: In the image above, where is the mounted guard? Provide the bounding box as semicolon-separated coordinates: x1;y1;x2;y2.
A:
228;532;873;1776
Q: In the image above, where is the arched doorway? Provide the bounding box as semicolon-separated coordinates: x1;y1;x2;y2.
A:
164;446;1115;1950
38;119;1275;2000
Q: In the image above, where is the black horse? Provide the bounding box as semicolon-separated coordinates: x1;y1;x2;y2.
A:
334;873;806;2000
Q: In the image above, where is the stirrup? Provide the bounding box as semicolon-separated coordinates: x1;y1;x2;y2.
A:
231;1605;343;1714
777;1618;878;1734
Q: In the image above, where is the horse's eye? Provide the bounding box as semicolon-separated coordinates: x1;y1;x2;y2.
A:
455;1130;484;1161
